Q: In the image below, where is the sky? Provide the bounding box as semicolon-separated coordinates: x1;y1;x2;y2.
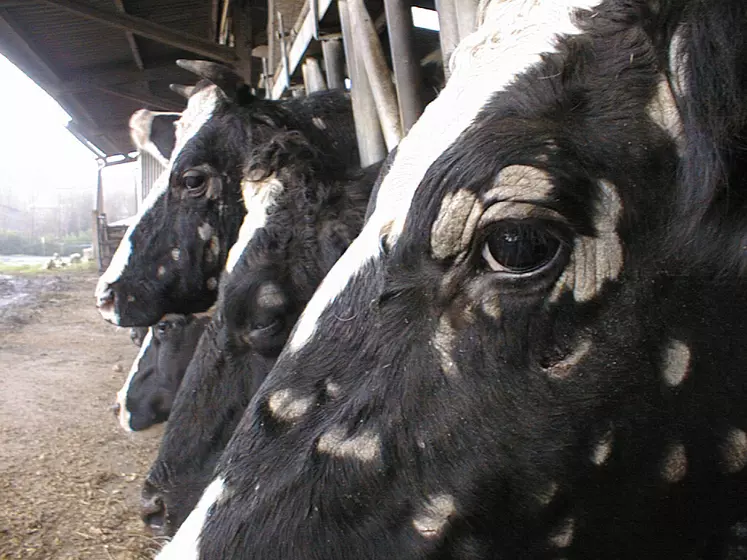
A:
0;53;137;213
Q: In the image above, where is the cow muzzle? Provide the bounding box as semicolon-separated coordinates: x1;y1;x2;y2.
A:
141;480;169;536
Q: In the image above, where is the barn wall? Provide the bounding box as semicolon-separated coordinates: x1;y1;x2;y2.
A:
138;152;166;206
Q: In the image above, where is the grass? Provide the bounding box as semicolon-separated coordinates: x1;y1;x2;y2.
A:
0;260;98;276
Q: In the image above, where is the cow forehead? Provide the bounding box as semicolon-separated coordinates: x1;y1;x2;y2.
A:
288;0;600;351
369;0;600;244
171;84;222;161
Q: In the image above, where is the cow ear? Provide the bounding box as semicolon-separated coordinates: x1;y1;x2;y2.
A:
176;59;243;99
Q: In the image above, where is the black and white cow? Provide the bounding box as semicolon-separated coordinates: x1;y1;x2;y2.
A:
114;314;210;432
129;109;181;168
141;130;381;535
158;0;747;558
95;60;359;327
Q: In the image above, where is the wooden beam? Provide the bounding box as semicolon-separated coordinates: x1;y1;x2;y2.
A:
36;0;239;63
56;63;187;94
112;0;144;70
94;85;182;111
232;0;253;83
209;0;220;41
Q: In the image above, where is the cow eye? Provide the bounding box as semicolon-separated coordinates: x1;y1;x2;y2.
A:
182;169;207;196
156;321;170;334
481;222;561;274
252;319;281;336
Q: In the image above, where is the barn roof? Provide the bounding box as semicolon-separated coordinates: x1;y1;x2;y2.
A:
0;0;266;159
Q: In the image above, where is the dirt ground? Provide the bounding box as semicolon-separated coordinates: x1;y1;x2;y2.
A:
0;270;165;559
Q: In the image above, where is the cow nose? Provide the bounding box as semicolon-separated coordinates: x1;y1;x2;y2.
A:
111;402;120;418
97;285;115;309
141;481;168;535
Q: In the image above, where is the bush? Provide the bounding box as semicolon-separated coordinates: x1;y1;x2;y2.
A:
0;230;93;256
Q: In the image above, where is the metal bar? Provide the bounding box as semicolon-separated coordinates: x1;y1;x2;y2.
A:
321;38;344;89
338;0;385;165
383;0;423;133
210;0;220;41
36;0;239;63
112;0;144;70
302;57;327;93
219;0;232;44
277;11;291;94
347;0;401;150
435;0;459;80
270;0;334;99
310;0;319;40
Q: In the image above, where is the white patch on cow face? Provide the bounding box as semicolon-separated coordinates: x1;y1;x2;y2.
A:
647;77;684;151
662;340;690;387
198;222;213;241
171;85;222;163
590;429;614;466
288;0;599;351
431;190;483;260
312;116;327;130
268;389;315;421
155;477;225;560
95;171;171;325
412;494;456;538
115;330;153;432
668;25;688;97
720;428;747;474
433;315;459;377
317;426;381;462
224;175;284;274
551;180;623;302
660;442;687;483
544;339;592;380
549;517;575;548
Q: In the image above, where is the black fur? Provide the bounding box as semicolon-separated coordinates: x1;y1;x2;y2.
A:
192;1;747;558
141;132;379;535
101;87;358;327
120;314;209;432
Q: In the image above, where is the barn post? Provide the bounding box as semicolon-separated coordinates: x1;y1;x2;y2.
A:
302;57;328;93
277;11;291;91
338;0;386;166
92;159;105;271
321;38;345;90
435;0;459;80
454;0;477;42
383;0;423;133
232;0;253;83
347;0;402;150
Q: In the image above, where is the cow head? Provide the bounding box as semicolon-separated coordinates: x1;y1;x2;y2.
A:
94;61;251;327
114;314;210;432
95;61;359;328
141;134;378;537
158;1;747;558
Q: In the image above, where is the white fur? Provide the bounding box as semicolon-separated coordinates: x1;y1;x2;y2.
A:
171;86;222;163
224;175;284;274
289;0;601;351
115;330;153;432
156;477;226;559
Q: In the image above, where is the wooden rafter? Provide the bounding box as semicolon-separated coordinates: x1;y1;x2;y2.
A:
56;62;187;94
35;0;239;63
0;7;125;153
112;0;144;70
